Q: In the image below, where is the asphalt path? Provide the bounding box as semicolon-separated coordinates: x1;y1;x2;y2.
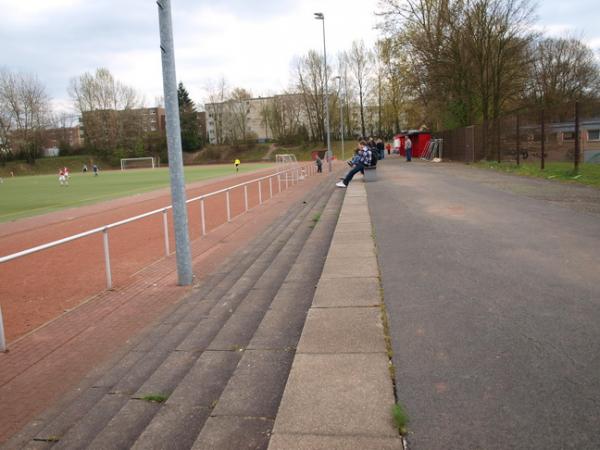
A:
367;159;600;449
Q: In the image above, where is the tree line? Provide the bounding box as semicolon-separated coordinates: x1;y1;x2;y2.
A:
2;0;598;165
0;68;203;165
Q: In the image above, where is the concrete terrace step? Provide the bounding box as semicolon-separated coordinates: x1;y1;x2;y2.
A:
187;188;343;449
8;174;343;449
268;182;403;449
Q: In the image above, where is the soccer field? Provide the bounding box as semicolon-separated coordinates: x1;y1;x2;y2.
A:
0;163;273;223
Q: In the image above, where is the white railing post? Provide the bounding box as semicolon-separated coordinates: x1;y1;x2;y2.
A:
269;177;273;199
226;190;231;222
285;172;289;190
278;174;281;193
258;180;262;205
162;209;170;256
0;305;6;352
200;199;206;236
103;228;113;289
244;185;248;212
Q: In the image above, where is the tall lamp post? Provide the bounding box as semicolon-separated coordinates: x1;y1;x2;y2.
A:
314;12;332;172
334;75;344;162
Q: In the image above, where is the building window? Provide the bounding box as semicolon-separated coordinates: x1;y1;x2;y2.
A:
563;131;576;141
588;129;600;141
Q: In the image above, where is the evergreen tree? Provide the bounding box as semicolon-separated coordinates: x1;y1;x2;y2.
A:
177;82;202;151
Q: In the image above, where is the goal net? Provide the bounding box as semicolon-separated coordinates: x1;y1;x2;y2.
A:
120;157;156;171
275;154;300;182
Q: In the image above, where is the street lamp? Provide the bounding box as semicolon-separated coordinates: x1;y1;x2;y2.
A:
334;75;344;162
314;12;332;172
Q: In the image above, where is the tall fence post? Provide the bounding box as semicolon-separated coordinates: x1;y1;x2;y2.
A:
0;305;6;352
226;190;231;222
278;174;281;193
200;199;206;236
496;119;501;164
541;109;545;170
103;227;113;289
244;185;248;212
162;209;170;256
258;180;262;205
575;101;580;173
269;177;273;199
516;114;521;166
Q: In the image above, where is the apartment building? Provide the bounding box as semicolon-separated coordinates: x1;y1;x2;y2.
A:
44;126;83;149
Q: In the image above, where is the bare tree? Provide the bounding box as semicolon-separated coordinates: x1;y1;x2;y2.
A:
204;77;229;144
0;69;51;163
263;92;307;143
227;87;252;143
294;50;327;142
346;40;373;137
377;0;535;128
69;68;143;154
526;37;600;107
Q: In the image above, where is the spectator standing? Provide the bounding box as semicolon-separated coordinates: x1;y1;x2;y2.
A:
315;156;323;173
386;142;391;155
405;136;413;162
376;138;385;160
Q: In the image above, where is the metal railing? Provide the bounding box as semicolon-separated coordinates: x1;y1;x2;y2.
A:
0;163;315;351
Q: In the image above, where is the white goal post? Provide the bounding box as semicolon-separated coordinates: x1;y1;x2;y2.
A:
120;157;156;171
275;153;301;181
275;154;299;167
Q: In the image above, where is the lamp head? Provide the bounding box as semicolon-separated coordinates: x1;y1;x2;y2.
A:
314;12;324;20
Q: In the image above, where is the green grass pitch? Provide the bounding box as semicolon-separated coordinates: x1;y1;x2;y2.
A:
0;163;273;223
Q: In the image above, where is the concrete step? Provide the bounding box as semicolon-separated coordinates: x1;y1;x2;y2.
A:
17;175;337;449
133;185;342;449
189;187;344;449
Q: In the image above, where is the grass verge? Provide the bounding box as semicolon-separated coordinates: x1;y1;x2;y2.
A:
473;161;600;188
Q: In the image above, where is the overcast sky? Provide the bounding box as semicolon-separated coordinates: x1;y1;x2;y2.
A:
2;0;599;115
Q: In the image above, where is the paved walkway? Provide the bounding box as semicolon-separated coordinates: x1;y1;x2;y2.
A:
269;182;402;449
368;159;600;449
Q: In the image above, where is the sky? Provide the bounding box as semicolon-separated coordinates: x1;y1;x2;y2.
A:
2;0;599;116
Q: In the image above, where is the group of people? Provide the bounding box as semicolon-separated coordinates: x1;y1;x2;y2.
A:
335;137;393;188
58;163;99;185
330;136;413;188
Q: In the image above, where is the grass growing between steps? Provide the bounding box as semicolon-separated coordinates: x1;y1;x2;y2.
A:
392;403;409;436
140;394;168;403
373;222;410;438
309;212;321;228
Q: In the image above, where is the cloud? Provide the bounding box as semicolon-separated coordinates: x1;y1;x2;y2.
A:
4;0;597;113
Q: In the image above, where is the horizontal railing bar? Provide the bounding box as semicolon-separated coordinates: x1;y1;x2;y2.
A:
0;165;308;265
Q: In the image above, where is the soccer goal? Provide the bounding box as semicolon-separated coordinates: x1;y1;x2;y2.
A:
275;154;298;166
120;157;156;171
275;154;300;183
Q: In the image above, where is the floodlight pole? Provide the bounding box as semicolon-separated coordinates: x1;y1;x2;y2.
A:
314;13;332;172
157;0;193;285
335;76;344;162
